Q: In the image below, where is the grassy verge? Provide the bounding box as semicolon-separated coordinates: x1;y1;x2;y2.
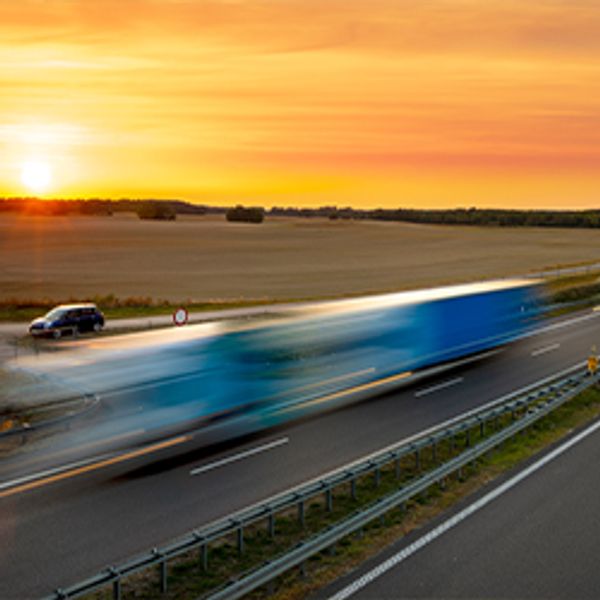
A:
546;272;600;305
84;383;600;600
3;266;600;324
0;296;286;323
263;384;600;600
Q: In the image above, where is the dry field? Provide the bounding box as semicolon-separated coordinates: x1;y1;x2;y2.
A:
2;213;600;303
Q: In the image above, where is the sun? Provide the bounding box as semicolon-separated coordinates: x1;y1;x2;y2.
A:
20;160;53;193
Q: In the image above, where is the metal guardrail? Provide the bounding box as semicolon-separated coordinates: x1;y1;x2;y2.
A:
208;369;598;600
45;363;593;600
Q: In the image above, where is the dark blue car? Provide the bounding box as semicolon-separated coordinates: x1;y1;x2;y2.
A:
29;304;105;339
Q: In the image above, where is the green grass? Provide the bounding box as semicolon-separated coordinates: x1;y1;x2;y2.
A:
539;270;600;318
545;271;600;292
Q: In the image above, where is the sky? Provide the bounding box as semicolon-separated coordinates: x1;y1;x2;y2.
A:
1;0;599;209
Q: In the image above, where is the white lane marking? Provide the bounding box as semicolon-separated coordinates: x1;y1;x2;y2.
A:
329;416;600;600
190;437;289;476
415;377;463;398
531;343;561;357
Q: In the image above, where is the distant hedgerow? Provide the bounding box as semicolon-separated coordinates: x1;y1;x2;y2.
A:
136;202;176;221
226;205;265;224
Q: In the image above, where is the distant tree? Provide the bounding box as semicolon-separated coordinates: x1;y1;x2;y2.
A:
136;202;176;221
226;205;265;224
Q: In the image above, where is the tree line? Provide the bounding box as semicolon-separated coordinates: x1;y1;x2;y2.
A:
2;198;600;228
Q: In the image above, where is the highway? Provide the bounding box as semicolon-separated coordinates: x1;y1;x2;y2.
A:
0;309;599;598
323;411;600;599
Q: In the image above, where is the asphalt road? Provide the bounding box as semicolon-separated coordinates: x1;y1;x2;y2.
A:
323;412;600;600
1;310;600;598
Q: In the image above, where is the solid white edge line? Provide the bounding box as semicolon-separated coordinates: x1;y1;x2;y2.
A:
531;343;561;357
415;377;464;397
190;437;289;476
328;417;600;600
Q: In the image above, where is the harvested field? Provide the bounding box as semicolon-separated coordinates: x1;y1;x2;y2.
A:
2;213;600;303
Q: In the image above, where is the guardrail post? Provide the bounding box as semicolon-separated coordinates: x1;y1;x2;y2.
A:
351;478;357;500
113;578;121;600
200;544;208;571
326;488;333;512
107;567;121;600
432;442;437;465
414;449;420;472
466;429;471;447
237;524;244;555
160;559;167;593
298;500;305;528
395;458;401;479
480;420;485;437
268;511;275;537
299;561;307;580
152;549;167;594
374;468;381;488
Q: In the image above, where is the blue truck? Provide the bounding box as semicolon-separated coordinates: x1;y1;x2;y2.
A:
12;279;540;455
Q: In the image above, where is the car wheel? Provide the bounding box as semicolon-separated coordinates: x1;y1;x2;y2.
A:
52;329;61;339
93;322;103;333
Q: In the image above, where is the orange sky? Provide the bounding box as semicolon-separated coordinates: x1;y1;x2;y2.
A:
1;0;599;209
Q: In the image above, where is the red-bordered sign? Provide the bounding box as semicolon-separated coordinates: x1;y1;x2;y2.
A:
172;307;189;326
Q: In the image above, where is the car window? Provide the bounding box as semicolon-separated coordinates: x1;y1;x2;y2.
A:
45;308;66;320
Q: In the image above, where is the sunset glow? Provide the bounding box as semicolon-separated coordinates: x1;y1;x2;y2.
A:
1;1;599;208
20;160;52;193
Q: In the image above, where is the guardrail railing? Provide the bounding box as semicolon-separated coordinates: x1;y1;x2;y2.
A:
45;363;594;600
208;368;597;600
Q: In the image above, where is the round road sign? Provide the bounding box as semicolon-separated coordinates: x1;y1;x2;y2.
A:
173;307;189;326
